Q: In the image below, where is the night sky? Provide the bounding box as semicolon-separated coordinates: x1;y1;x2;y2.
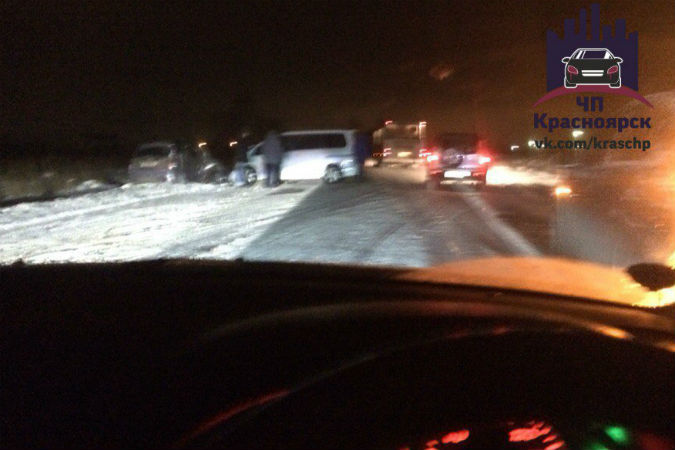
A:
2;0;674;152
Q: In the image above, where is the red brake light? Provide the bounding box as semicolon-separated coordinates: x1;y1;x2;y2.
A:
567;66;578;75
418;148;432;158
607;65;618;74
442;430;470;444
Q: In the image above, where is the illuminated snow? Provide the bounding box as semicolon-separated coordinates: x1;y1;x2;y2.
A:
486;164;562;186
0;182;318;264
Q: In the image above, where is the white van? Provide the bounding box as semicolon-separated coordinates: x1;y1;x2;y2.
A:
246;130;359;183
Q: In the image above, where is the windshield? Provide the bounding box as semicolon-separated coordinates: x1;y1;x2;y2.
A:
577;50;612;59
282;133;347;150
2;1;675;305
433;133;479;154
134;146;172;158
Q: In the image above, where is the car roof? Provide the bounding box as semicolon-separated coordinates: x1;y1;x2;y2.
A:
575;48;612;52
248;130;357;148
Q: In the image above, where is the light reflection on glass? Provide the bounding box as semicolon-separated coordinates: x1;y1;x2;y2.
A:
441;430;470;444
508;421;552;442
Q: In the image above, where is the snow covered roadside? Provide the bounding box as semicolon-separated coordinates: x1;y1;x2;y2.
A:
0;182;319;264
369;162;562;187
486;164;562;186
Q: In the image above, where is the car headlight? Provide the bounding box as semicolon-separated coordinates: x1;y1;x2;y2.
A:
340;159;355;167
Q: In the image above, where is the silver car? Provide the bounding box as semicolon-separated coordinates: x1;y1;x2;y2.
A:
129;141;226;184
424;133;492;189
128;142;186;183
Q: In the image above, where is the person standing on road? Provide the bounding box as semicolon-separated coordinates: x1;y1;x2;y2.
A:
353;132;369;180
262;130;283;187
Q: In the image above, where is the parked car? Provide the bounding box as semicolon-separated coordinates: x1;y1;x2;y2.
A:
562;48;623;88
244;130;359;184
192;144;229;184
227;162;258;187
128;141;226;184
424;133;492;189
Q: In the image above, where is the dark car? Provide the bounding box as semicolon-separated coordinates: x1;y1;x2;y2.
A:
424;133;492;189
128;141;226;184
562;48;623;88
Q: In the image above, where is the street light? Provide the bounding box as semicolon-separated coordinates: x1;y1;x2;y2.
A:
510;145;520;151
198;142;208;148
528;140;536;148
572;130;584;138
229;141;238;147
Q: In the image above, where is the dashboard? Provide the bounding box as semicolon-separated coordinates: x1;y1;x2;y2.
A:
1;261;673;450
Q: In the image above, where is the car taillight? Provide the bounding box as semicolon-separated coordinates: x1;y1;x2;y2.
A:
478;156;491;165
419;148;431;158
567;66;578;75
607;65;618;74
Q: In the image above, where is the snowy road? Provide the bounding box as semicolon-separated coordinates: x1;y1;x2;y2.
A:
0;182;320;263
241;168;543;266
1;162;665;267
0;165;552;267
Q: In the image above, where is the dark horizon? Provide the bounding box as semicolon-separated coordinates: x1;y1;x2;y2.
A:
2;0;674;153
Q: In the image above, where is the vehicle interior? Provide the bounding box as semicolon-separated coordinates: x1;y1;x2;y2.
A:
3;1;675;449
2;261;673;450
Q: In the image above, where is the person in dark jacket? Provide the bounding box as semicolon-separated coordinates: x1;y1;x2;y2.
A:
262;130;283;187
353;132;370;180
233;128;251;164
233;141;248;165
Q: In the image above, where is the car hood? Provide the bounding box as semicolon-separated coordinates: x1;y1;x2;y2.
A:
400;256;674;308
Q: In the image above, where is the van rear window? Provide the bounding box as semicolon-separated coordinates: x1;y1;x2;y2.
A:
282;134;346;151
433;133;479;154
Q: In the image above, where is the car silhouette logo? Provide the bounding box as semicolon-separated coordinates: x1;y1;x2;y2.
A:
561;48;623;89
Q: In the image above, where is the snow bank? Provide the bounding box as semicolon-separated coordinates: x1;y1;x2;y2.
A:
69;179;113;192
0;182;318;264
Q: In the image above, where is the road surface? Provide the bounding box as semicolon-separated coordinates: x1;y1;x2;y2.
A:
0;163;668;268
241;167;546;266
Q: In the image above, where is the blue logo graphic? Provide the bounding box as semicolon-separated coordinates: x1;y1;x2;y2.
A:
535;3;650;107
